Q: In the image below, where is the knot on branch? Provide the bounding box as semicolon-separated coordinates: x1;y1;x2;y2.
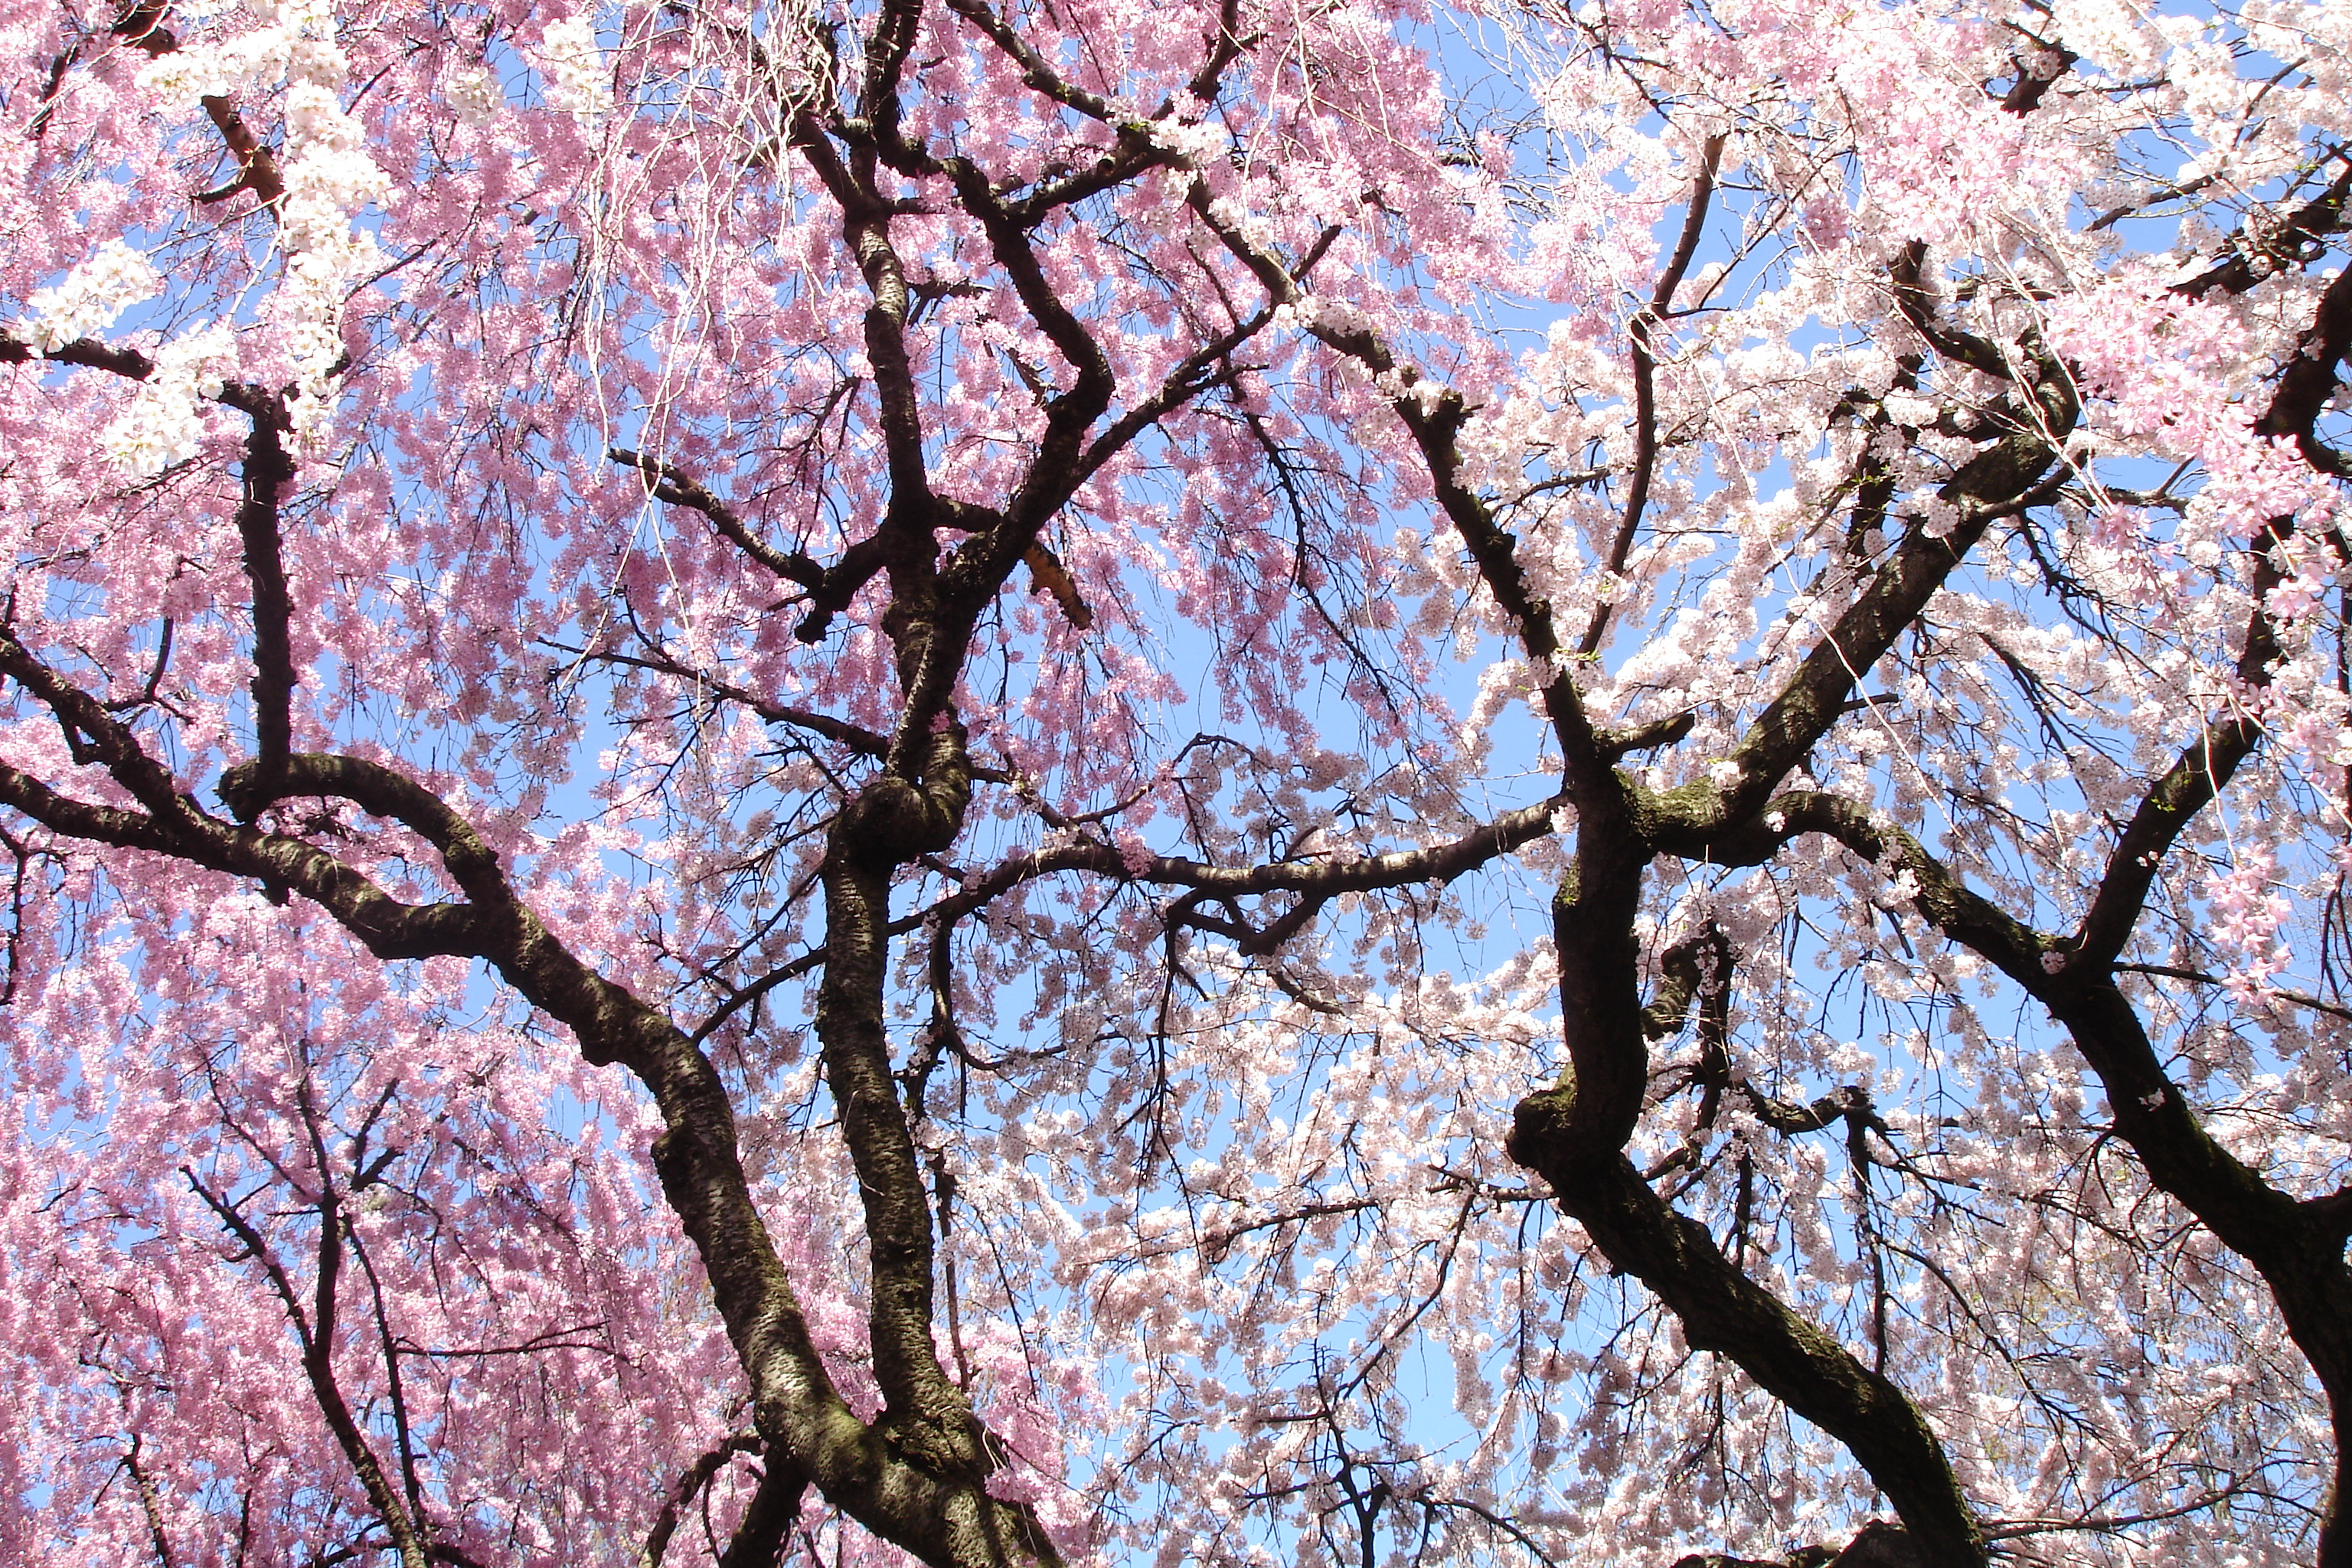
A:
838;771;969;867
217;756;284;823
1504;1078;1592;1177
875;1406;995;1485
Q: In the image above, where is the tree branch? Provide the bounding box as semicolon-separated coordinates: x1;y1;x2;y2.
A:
1579;132;1726;656
217;383;299;791
640;1433;761;1568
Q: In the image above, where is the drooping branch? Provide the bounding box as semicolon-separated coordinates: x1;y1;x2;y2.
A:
1721;773;2352;1564
941;0;1248;224
0;623;1057;1566
546;637;893;760
640;1433;760;1568
713;789;1577;1012
606;443;905;646
1579;131;1727;657
186;1168;430;1568
609;448;828;592
1504;1125;1988;1568
1184;188;1609;782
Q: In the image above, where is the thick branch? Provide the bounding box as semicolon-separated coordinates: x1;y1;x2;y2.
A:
1997;38;2076;115
2071;714;2262;965
2253;264;2352;475
217;384;298;788
792;124;937;530
2172;162;2352;301
0;335;158;378
641;1435;761;1568
1722;783;2352;1549
1501;1137;1986;1568
719;1455;809;1568
0;645;1054;1566
927;792;1570;942
113;2;284;207
1697;791;2046;973
1710;407;2068;831
806;726;1063;1565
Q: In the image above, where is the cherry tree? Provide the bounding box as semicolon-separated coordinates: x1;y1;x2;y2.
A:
8;0;2352;1563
